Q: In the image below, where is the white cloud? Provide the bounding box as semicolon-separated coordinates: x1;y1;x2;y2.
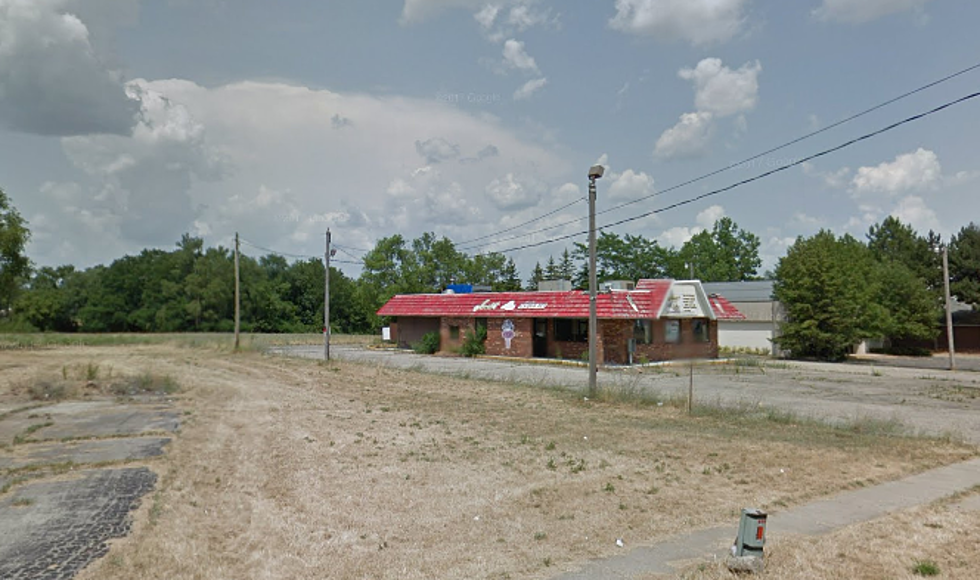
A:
485;173;541;210
813;0;933;24
415;137;461;163
474;4;500;29
851;148;942;195
678;58;762;118
0;0;139;135
607;169;655;201
891;195;940;233
502;38;539;74
509;4;553;30
803;162;852;188
658;226;702;249
696;205;725;228
654;111;714;159
608;0;749;46
513;77;548;100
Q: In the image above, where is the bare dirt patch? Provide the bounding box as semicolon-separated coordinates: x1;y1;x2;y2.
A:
0;344;963;580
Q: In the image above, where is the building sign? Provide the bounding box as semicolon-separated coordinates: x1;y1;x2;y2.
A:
501;320;515;349
665;285;704;317
473;299;549;313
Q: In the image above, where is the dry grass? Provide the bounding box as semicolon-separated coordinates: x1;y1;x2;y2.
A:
680;492;980;579
0;345;975;580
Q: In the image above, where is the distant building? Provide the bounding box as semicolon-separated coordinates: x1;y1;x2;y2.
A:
701;281;784;355
377;279;744;365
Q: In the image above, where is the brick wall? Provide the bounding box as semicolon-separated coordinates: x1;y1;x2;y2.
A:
394;317;440;349
486;318;533;358
439;317;477;353
633;318;717;362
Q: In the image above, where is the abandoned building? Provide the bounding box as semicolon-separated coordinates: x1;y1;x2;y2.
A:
377;279;745;365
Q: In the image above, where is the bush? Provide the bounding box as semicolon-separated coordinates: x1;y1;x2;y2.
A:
413;331;440;355
459;326;487;358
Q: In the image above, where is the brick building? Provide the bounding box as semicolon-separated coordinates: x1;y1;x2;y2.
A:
377;280;744;365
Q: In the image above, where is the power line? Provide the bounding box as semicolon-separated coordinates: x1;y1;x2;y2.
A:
488;90;980;255
455;198;584;249
239;237;319;260
456;60;980;252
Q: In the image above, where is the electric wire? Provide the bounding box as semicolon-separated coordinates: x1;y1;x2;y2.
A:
456;60;980;252
486;90;980;255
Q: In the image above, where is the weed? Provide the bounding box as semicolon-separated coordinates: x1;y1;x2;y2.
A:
545;441;556;451
543;557;553;567
412;332;440;355
85;362;100;381
603;482;616;493
24;421;53;436
533;532;547;541
546;458;557;470
11;497;34;507
912;560;940;576
28;379;68;401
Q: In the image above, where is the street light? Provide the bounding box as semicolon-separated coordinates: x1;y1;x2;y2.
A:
588;164;604;397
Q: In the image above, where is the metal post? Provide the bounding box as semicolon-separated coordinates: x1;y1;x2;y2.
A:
688;360;694;414
588;177;598;397
943;245;956;370
234;232;241;351
324;229;331;362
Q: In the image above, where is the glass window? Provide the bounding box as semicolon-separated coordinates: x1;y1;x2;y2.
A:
693;319;710;342
633;320;653;344
555;319;588;342
664;320;680;344
449;325;460;340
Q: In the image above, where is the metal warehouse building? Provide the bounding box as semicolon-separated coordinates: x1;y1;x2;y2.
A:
377;279;744;365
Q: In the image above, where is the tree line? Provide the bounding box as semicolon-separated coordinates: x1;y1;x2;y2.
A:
2;187;978;361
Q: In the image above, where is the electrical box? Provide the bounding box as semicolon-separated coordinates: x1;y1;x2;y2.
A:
735;508;767;558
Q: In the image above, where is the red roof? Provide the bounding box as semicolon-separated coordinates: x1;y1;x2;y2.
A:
377;279;744;321
707;294;747;321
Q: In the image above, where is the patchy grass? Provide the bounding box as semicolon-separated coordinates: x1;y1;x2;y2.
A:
0;332;374;352
4;344;977;580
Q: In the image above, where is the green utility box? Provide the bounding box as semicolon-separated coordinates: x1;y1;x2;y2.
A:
735;508;767;558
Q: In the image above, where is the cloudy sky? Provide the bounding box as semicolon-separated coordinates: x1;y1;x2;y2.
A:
3;0;979;277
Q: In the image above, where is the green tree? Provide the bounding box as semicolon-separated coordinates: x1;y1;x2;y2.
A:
0;188;31;312
557;248;575;281
526;261;545;290
675;217;761;282
573;232;674;287
15;266;77;331
544;255;559;280
774;230;883;361
874;260;940;343
949;223;980;308
498;258;523;291
867;216;941;298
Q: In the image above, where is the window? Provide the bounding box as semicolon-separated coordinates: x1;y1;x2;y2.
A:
693;319;710;343
664;320;680;344
633;320;653;345
555;318;588;342
449;325;460;340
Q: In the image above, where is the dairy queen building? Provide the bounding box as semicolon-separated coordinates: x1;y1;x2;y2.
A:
377;279;745;365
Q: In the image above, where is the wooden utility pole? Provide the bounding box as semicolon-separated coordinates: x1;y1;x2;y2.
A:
234;232;241;351
324;229;331;361
943;245;956;370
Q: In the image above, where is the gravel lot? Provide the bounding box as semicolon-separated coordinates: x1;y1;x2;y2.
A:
277;345;980;444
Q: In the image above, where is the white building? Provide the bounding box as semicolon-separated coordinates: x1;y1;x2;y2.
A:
702;281;784;355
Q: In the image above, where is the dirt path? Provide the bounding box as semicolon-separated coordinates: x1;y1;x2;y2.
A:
278;345;980;444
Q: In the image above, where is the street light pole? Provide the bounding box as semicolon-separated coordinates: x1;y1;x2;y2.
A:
587;165;604;398
324;229;332;362
943;245;956;371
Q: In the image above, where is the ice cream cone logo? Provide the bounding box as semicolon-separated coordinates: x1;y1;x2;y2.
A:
501;320;515;350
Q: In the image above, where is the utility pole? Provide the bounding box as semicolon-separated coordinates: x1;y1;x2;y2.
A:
943;245;956;370
587;165;604;398
234;232;240;351
324;229;332;362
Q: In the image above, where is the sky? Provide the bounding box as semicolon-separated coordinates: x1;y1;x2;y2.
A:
2;0;979;279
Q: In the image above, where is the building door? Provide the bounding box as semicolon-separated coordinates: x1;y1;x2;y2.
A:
533;319;548;357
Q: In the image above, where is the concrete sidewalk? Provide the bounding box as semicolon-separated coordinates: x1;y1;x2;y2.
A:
555;457;980;578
